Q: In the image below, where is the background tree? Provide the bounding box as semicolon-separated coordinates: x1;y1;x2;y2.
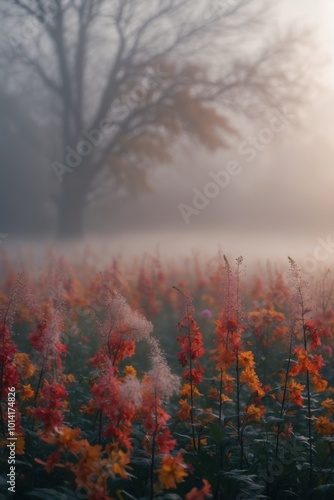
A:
0;88;53;236
0;0;311;238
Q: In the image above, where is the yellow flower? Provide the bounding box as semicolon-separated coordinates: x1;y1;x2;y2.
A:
21;384;34;401
156;453;188;489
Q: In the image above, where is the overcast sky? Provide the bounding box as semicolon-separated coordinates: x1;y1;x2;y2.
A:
97;1;334;263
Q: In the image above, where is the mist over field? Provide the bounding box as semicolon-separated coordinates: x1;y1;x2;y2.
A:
3;3;334;498
1;0;334;266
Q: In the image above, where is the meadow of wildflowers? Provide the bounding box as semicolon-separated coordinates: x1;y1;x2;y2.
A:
1;248;334;499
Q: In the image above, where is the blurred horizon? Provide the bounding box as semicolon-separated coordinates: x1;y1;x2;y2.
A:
1;0;334;264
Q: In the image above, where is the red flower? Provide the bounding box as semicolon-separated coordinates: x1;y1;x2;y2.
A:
183;365;204;385
0;325;20;402
30;381;68;431
177;315;205;386
186;479;212;499
88;366;136;450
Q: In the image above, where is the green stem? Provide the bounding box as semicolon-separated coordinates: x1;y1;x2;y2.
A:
188;314;197;453
306;368;313;489
236;353;243;468
275;330;293;459
218;369;223;427
150;395;159;500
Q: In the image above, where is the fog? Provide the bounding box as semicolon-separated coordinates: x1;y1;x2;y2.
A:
1;0;334;265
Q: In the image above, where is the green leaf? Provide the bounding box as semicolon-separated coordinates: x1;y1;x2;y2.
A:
208;421;224;445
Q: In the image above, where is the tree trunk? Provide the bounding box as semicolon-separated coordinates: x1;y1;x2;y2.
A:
57;181;88;239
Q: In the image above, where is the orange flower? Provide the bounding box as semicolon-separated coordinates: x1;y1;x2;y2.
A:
212;346;236;371
41;425;82;454
124;365;137;377
74;442;102;478
64;373;76;384
208;387;219;400
221;372;235;394
290;349;325;377
56;426;83;453
289;349;309;376
245;404;265;422
80;398;97;415
177;399;192;421
180;383;202;398
322;398;334;412
156;452;188;489
186;479;212;500
239;351;255;369
273;326;288;341
314;416;334;436
21;384;34;401
107;445;131;479
287;379;305;406
69;441;106;494
248;308;285;327
240;366;262;394
221;393;232;403
312;376;328;393
14;353;36;379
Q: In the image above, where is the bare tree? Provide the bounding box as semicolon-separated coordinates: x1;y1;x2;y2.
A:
1;0;311;238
